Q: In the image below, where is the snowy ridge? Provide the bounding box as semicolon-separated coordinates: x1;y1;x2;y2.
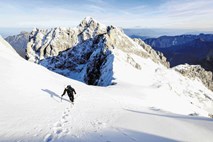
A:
133;38;169;67
1;34;213;142
173;64;213;91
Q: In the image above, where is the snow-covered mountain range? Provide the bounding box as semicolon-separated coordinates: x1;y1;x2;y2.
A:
1;31;213;142
25;17;169;86
1;17;213;141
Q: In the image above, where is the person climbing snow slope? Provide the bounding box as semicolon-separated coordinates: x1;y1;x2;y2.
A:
61;85;76;103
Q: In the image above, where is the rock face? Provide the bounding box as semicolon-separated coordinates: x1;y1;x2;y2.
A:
5;31;29;58
144;34;213;72
26;17;167;86
41;34;114;86
174;64;213;91
133;38;170;68
26;17;109;63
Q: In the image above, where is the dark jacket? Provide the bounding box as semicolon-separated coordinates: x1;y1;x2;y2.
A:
61;86;76;102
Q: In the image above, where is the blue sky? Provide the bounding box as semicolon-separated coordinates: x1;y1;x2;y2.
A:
0;0;213;29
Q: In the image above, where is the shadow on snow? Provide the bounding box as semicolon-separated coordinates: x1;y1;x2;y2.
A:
124;109;213;122
41;89;70;103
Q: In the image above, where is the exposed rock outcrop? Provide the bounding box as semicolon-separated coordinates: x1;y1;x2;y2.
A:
133;38;170;68
173;64;213;91
26;17;110;63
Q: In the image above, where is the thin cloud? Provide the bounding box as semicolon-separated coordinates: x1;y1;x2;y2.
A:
0;0;212;29
159;0;213;17
87;0;106;5
84;4;106;13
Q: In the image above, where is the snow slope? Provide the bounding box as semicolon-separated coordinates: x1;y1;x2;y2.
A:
1;37;213;142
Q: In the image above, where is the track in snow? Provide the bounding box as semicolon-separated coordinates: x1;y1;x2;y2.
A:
44;107;72;142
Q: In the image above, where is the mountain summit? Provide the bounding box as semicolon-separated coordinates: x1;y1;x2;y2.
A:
26;17;169;86
78;16;105;29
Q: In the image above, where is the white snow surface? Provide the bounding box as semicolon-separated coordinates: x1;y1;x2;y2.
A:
1;38;213;142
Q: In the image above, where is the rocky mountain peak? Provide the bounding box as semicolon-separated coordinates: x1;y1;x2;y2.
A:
80;16;97;26
25;17;171;86
78;17;107;34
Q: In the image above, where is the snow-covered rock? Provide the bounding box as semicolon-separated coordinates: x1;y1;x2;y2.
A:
173;64;213;91
26;17;158;86
5;31;29;58
26;17;108;63
133;38;170;68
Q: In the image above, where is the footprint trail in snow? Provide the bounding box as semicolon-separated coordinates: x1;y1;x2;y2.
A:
44;106;72;142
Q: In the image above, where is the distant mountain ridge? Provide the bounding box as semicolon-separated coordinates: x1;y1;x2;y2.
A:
145;34;213;48
124;28;213;39
144;34;213;72
5;31;29;58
